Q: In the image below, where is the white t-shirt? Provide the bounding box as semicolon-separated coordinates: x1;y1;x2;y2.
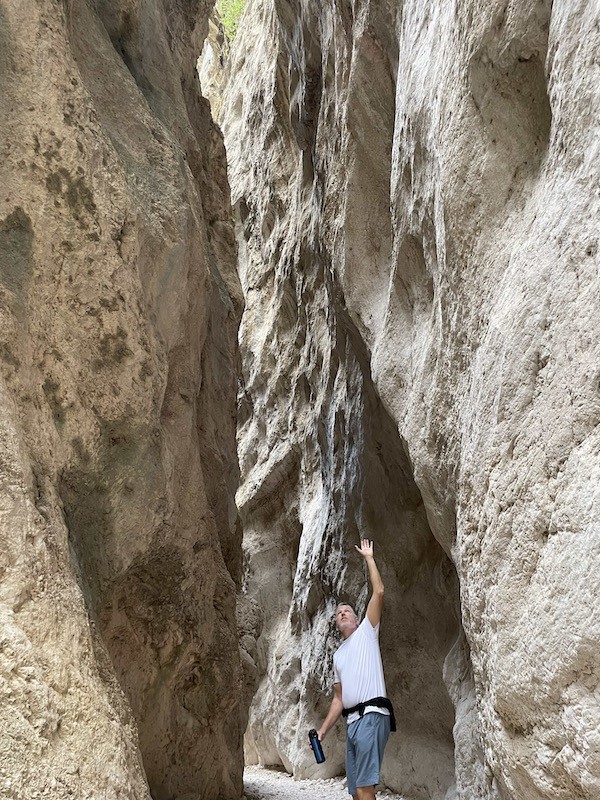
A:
333;617;390;724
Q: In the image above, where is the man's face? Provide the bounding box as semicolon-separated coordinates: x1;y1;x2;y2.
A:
335;604;359;636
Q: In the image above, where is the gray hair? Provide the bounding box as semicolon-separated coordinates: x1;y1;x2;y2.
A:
335;602;357;616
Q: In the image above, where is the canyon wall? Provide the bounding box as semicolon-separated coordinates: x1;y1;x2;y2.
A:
0;1;245;798
218;0;600;798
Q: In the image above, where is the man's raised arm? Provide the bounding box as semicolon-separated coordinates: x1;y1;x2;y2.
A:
355;538;384;627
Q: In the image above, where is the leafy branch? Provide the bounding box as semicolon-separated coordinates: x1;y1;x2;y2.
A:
216;0;246;42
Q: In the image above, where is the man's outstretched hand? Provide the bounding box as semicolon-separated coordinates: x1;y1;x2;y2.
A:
355;538;374;559
356;538;385;626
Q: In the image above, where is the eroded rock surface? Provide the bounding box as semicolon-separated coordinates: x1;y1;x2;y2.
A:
219;1;600;799
0;1;244;798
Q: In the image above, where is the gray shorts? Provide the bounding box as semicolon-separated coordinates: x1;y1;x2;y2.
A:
345;712;391;796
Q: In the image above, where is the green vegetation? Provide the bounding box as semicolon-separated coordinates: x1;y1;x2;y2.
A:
216;0;246;42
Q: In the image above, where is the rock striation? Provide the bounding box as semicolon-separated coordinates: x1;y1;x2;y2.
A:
0;1;244;798
218;1;600;798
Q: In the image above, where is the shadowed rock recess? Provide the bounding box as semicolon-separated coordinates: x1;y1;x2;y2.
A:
0;1;245;798
212;0;600;799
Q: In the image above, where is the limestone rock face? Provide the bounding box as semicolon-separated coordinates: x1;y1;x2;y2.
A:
219;1;600;799
0;1;244;798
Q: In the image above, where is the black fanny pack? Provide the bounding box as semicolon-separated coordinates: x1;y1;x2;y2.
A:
341;696;396;732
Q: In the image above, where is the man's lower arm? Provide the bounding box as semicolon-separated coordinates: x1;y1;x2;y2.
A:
318;696;343;739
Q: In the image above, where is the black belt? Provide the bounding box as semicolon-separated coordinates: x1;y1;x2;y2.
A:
341;696;396;732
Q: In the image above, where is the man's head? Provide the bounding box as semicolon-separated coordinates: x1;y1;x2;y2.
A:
335;602;359;639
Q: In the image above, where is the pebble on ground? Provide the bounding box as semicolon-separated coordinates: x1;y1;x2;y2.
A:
243;765;407;800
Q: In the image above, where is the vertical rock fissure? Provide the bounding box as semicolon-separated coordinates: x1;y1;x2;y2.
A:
205;2;462;798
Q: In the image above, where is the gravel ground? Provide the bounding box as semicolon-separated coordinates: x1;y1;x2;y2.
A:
243;766;407;800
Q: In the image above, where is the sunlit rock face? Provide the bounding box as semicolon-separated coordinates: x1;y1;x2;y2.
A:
219;0;600;799
0;1;244;798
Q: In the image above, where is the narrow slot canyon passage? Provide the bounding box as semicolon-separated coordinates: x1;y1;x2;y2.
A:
201;5;464;797
0;1;598;800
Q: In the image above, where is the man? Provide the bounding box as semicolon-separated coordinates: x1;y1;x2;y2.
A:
315;539;395;800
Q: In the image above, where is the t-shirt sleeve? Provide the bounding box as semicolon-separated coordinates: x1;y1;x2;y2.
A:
361;617;380;638
333;656;341;684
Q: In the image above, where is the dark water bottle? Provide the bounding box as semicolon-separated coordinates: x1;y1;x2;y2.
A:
308;729;326;763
